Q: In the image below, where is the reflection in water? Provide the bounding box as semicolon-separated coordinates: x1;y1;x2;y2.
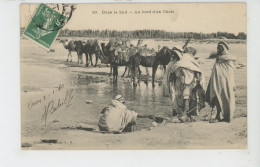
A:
67;74;172;130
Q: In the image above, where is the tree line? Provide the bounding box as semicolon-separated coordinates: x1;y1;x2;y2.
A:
20;27;246;40
58;29;247;40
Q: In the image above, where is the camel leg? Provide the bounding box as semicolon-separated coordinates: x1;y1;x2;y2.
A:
115;66;118;83
95;55;98;67
85;53;89;67
67;53;69;62
145;67;149;85
89;54;93;66
81;53;83;64
122;65;128;77
152;64;159;87
109;65;112;76
113;65;118;84
112;66;114;83
77;52;83;64
68;51;72;62
70;51;73;62
132;65;138;87
127;64;132;77
80;52;83;64
77;52;79;64
137;66;142;84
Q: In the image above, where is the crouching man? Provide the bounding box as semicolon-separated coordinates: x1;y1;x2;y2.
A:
98;95;155;133
163;47;205;123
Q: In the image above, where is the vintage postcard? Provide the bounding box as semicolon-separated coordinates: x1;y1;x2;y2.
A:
20;3;247;150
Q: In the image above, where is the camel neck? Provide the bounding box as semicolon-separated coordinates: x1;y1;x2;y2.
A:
96;50;109;64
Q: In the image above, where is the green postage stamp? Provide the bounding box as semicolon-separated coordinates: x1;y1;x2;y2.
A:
23;4;66;50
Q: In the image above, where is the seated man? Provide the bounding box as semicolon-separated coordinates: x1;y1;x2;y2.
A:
98;95;155;132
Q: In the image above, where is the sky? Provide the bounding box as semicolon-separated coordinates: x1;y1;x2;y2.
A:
21;3;246;35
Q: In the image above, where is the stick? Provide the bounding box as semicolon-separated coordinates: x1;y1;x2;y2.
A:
210;107;214;121
183;37;192;49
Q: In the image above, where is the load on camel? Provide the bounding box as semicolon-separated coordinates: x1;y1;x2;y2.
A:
99;39;138;84
131;38;197;87
130;45;159;87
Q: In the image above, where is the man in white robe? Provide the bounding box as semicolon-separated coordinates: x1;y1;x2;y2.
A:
206;41;236;123
98;95;155;132
163;48;205;122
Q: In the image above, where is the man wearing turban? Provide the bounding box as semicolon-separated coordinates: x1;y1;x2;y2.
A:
206;41;236;123
98;95;155;132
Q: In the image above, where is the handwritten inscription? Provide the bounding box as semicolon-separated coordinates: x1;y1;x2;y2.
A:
27;84;64;110
42;89;74;125
28;99;42;110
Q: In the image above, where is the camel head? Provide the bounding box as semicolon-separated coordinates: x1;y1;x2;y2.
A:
183;47;197;56
59;39;69;49
182;37;197;56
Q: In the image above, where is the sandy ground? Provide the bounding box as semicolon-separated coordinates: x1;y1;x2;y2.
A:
21;38;247;150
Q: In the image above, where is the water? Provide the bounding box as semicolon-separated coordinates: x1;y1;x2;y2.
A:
64;73;172;130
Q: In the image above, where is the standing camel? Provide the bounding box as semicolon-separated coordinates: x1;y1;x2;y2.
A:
60;39;84;64
131;46;173;87
98;42;137;84
131;38;197;87
83;40;101;67
100;42;137;83
100;42;114;75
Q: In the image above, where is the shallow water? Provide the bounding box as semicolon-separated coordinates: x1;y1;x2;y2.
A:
21;38;247;137
64;73;172;130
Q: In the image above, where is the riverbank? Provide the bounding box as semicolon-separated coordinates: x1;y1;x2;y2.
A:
21;38;247;150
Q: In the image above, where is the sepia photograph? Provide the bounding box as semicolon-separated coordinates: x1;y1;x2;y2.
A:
20;3;247;150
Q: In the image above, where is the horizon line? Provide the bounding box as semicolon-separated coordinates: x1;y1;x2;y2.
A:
19;27;247;35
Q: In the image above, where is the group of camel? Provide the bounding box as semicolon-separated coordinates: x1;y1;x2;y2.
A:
59;38;195;87
60;39;100;66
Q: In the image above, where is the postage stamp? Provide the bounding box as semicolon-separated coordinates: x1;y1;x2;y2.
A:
22;4;67;50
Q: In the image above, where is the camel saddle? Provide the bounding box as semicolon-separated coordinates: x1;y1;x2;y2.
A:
138;47;156;57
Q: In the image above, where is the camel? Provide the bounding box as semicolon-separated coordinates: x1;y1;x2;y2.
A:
83;40;101;67
60;39;84;64
99;42;137;84
121;46;137;77
131;46;173;87
131;38;197;87
60;39;104;67
82;40;106;67
100;42;114;75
